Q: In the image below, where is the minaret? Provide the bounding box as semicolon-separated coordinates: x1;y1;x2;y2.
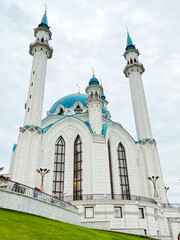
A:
85;71;103;134
24;9;53;127
123;31;153;141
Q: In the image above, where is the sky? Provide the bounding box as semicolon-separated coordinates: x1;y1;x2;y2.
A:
0;0;179;203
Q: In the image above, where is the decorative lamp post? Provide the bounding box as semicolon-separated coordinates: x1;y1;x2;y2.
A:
36;168;50;192
147;176;160;198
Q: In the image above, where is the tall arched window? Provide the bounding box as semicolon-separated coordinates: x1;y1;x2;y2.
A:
53;136;65;200
117;143;130;200
73;135;82;200
108;141;114;199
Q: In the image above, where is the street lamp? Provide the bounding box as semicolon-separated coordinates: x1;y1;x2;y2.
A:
147;176;160;198
36;168;50;192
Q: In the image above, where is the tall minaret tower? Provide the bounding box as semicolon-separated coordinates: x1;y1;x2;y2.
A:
123;31;153;141
24;9;53;127
85;72;103;134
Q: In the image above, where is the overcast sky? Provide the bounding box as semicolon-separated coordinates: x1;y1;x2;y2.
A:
0;0;179;202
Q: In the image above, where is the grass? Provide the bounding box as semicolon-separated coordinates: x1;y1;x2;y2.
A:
0;208;150;240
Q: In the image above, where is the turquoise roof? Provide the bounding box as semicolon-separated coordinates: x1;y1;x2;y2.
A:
38;12;50;30
89;76;99;86
49;93;88;113
126;33;136;51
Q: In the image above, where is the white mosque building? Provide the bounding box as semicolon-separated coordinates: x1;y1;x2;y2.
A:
8;10;180;239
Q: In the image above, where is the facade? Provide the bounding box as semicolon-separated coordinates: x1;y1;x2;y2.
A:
9;11;180;239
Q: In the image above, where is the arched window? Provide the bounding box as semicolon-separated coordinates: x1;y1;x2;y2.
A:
53;136;65;200
58;108;64;115
108;141;114;199
41;38;44;42
75;105;82;114
130;59;133;64
73;135;82;200
95;91;98;98
134;58;136;62
117;143;130;200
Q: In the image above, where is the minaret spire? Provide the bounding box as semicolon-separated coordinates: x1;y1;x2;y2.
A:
24;10;53;127
123;31;153;141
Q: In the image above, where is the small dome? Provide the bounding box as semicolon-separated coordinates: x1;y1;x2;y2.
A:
49;93;88;113
89;77;99;86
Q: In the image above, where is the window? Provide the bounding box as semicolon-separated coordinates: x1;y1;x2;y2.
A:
53;136;65;200
144;229;147;235
117;143;130;199
134;58;136;62
30;95;31;99
58;108;64;115
85;207;94;218
28;108;30;112
73;135;83;200
108;141;114;199
75;105;82;114
139;208;145;219
41;38;44;43
114;207;122;218
157;230;159;235
33;71;35;75
31;82;33;86
95;91;98;98
154;209;157;221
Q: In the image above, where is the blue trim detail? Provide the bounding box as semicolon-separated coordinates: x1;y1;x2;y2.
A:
137;138;156;144
102;107;107;114
23;125;42;131
43;116;93;134
102;123;110;135
12;144;17;152
101;91;106;100
102;117;136;143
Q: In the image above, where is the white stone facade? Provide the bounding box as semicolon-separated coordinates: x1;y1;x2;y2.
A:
8;15;180;240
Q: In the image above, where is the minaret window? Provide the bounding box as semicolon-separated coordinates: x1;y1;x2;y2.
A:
30;95;32;99
73;135;83;200
90;91;93;98
53;136;65;200
95;91;98;98
33;71;35;75
117;143;130;200
31;82;33;86
130;59;133;64
108;141;114;199
41;38;44;43
75;105;82;114
28;108;30;112
134;58;136;63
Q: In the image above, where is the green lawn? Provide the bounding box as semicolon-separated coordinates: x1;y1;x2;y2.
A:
0;208;150;240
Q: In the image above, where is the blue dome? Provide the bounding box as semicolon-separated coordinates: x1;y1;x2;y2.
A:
89;77;99;86
49;93;88;113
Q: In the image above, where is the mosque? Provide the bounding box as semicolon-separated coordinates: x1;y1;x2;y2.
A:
8;10;180;239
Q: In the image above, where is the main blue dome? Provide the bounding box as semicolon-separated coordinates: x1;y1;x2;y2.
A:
49;93;88;113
